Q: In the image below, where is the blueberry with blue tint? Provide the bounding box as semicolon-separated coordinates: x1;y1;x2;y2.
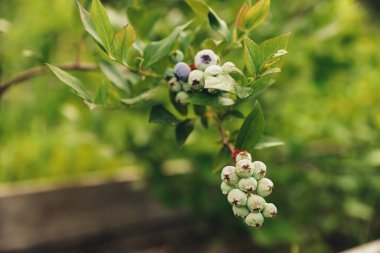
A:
174;62;191;82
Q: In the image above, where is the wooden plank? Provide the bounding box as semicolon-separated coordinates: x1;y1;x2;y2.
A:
0;178;188;252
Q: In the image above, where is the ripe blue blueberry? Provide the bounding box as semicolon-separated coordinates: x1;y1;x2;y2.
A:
194;49;218;70
174;62;191;82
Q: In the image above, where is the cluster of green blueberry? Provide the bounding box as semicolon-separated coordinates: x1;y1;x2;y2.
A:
221;151;277;228
165;49;240;106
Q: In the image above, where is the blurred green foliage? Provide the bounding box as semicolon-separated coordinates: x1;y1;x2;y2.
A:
0;0;379;252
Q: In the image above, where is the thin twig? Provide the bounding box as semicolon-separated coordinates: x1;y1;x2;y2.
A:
0;62;98;97
217;124;235;154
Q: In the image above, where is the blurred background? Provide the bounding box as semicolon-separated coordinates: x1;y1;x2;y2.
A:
0;0;380;252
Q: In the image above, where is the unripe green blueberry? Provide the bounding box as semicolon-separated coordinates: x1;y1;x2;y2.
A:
245;212;264;228
175;91;189;104
252;161;266;180
235;159;254;178
232;206;250;218
167;77;182;92
182;81;192;92
222;61;235;73
262;203;277;218
194;49;218;70
207;88;217;94
227;189;248;206
221;166;239;185
247;194;266;212
236;151;252;162
170;50;184;63
220;181;235;195
238;177;257;193
188;70;204;90
218;94;235;106
204;65;223;79
165;68;174;80
257;178;274;197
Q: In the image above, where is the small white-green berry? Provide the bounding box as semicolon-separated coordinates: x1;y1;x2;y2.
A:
182;81;192;92
222;61;235;73
221;166;239;185
194;49;218;70
170;50;184;63
252;161;266;180
235;159;254;178
188;70;204;90
175;91;189;104
232;206;250;218
168;77;182;92
245;212;264;228
218;95;235;106
262;203;277;218
236;151;252;162
204;65;223;78
257;178;274;197
238;177;257;193
247;194;266;212
227;189;248;206
220;181;235;195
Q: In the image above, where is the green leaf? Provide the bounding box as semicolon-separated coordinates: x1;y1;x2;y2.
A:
244;0;270;30
212;145;232;173
235;84;253;99
175;119;195;145
235;101;265;152
90;0;115;55
250;77;276;99
149;104;179;126
185;0;209;17
127;7;162;38
77;2;102;46
114;24;136;64
255;135;284;150
46;64;92;101
185;0;230;40
243;37;259;77
187;92;224;109
99;60;138;93
121;86;161;106
258;33;291;72
144;21;192;68
208;9;230;41
193;105;208;128
93;82;108;104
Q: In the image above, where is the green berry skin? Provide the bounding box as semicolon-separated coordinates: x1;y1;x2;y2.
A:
175;91;189;104
235;159;254;178
204;65;223;78
238;177;257;193
168;77;182;92
263;203;278;218
236;151;252;162
188;70;204;90
247;194;266;212
232;206;250;218
227;189;248;206
245;212;264;228
252;161;266;180
170;50;184;63
257;178;274;197
221;166;239;185
218;95;235;106
222;62;235;73
220;181;235;195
